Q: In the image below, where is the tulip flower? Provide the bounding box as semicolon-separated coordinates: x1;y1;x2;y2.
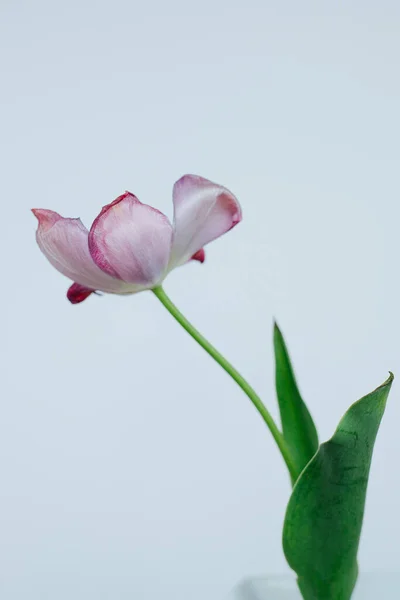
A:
32;174;393;600
32;173;294;468
32;175;241;304
33;175;293;476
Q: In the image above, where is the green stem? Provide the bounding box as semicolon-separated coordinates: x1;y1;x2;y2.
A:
152;285;297;481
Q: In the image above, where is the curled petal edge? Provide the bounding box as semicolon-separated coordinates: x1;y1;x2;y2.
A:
67;283;95;304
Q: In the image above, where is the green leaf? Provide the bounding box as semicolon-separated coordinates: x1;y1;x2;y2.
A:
283;373;393;600
274;323;319;482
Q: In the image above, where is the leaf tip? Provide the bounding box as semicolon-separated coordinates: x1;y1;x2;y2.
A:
379;371;394;388
273;319;282;336
370;371;394;394
385;371;394;386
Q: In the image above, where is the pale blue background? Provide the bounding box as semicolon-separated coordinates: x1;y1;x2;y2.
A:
1;1;400;599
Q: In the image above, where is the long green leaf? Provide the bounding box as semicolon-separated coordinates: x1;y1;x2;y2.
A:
283;373;393;600
274;323;319;482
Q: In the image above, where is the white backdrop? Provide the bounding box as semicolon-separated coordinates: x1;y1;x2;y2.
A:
2;1;400;599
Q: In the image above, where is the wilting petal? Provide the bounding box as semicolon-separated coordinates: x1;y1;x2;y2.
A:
169;175;241;269
67;283;95;304
33;209;135;294
89;192;173;286
191;249;205;263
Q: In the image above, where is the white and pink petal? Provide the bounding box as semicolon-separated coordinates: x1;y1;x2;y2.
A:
88;192;173;287
168;175;241;269
33;209;135;295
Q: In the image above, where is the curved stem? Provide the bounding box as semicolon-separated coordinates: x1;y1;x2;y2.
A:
152;286;296;481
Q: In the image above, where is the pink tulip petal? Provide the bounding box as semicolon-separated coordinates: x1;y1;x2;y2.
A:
191;249;205;263
33;209;136;294
89;192;173;286
169;175;242;268
67;283;95;304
